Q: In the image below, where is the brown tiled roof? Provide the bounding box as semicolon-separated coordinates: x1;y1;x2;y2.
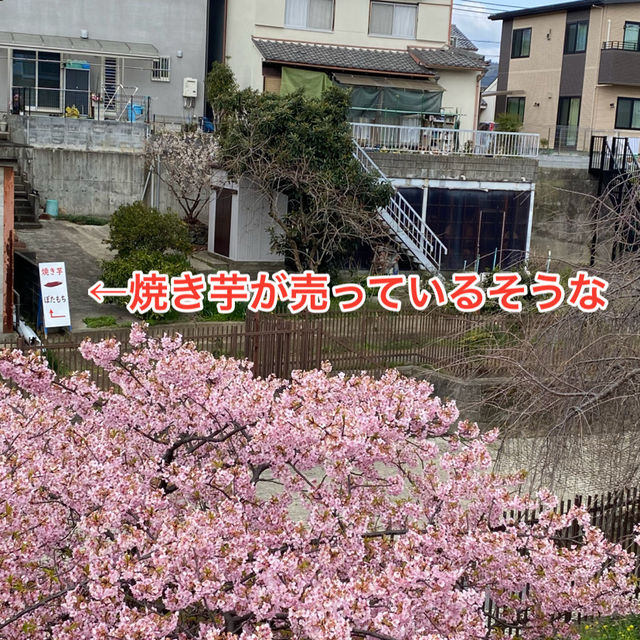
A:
252;38;436;77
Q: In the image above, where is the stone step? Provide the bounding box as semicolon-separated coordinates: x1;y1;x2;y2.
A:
15;221;42;230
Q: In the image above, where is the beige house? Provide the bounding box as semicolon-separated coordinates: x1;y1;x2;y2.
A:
219;0;487;130
490;0;640;150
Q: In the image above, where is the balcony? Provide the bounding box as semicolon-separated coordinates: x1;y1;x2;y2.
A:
351;122;540;158
599;42;640;86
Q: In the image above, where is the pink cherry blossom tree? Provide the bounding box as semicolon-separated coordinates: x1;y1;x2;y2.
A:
0;327;637;640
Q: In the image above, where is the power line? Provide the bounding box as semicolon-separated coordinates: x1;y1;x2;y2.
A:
455;0;525;10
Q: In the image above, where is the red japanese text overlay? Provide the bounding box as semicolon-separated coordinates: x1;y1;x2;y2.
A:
88;270;610;315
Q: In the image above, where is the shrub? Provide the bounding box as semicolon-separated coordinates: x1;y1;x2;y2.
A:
106;202;191;256
495;112;523;132
102;250;191;294
83;315;118;329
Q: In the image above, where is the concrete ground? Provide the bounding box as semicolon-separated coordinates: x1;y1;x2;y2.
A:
16;219;133;330
16;220;285;331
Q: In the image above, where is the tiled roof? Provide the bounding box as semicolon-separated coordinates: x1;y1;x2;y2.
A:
451;24;478;51
482;61;499;89
252;38;436;76
409;46;488;71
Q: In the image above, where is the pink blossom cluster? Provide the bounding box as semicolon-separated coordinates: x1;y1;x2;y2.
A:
0;327;636;640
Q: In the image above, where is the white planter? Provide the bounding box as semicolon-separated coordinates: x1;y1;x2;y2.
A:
0;122;7;132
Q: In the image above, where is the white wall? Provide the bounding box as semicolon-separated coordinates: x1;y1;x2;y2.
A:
479;78;497;125
209;178;285;263
439;68;481;131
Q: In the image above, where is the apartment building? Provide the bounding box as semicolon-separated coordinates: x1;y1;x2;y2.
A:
490;0;640;150
215;0;487;130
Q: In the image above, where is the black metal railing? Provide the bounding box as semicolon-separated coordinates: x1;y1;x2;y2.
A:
602;40;640;51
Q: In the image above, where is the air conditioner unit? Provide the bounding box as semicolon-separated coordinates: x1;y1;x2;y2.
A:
183;78;198;98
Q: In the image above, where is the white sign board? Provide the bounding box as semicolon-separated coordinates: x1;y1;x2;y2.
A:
39;262;71;329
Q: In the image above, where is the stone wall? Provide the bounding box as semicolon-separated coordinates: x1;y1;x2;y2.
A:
369;152;539;183
529;166;597;266
9;115;148;153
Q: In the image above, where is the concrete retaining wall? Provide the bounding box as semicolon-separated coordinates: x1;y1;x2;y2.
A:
529;166;597;266
9;115;148;153
370;152;539;183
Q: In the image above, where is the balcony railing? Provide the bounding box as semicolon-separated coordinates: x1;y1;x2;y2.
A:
11;86;151;123
602;41;640;51
351;122;540;158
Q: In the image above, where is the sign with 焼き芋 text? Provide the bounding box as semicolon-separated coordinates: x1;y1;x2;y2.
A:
39;262;71;328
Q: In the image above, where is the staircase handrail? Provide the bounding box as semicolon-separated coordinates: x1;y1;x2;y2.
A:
353;140;447;272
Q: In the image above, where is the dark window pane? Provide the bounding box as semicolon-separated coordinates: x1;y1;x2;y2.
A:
511;28;531;58
616;99;633;129
13;59;36;87
13;49;36;60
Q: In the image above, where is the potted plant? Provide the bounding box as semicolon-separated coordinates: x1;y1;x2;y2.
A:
0;113;8;132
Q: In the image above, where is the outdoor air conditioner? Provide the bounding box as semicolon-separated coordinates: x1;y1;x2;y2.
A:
183;78;198;98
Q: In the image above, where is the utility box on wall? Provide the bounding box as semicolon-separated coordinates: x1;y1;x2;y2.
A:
183;78;198;98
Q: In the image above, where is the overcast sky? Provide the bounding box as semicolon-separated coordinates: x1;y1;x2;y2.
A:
452;0;553;60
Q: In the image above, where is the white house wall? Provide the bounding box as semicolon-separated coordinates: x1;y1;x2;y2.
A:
226;0;453;91
438;69;481;131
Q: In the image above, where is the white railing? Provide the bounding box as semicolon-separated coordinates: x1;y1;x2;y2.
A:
351;122;540;158
353;141;447;273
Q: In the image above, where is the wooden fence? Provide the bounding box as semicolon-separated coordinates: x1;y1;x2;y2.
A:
485;487;640;635
6;311;513;388
4;315;640;631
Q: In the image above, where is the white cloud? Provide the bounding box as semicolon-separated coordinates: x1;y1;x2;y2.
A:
452;5;502;60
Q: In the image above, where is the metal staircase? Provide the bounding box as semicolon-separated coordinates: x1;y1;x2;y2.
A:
353;141;447;273
589;135;640;262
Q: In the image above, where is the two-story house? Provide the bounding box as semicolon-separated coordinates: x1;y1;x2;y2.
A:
490;0;640;150
215;0;487;131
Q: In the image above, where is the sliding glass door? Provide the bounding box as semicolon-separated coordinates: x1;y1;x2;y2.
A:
12;49;61;111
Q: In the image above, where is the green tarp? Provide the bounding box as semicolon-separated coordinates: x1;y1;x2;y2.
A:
350;85;443;122
280;67;332;98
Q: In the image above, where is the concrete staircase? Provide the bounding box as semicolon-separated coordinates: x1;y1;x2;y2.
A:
14;170;41;230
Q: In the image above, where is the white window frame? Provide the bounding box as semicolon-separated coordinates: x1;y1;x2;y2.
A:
284;0;335;32
369;1;418;40
152;56;171;82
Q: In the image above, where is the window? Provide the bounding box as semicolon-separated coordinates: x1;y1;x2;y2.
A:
506;97;526;122
511;27;531;58
623;22;640;51
369;2;418;39
152;56;171;82
12;49;61;110
564;20;588;54
615;97;640;130
556;97;581;148
285;0;334;31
